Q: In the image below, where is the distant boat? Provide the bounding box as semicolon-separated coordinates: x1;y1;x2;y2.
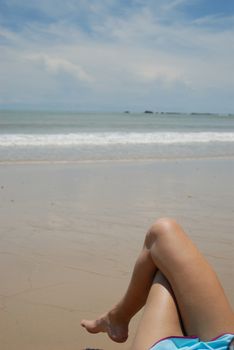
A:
144;110;153;114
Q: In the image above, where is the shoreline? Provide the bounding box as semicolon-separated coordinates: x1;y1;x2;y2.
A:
1;154;234;166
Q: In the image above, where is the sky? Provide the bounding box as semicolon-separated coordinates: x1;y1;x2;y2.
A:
0;0;234;113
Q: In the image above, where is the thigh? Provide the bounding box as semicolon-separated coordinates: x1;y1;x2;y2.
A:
131;271;184;350
149;219;234;340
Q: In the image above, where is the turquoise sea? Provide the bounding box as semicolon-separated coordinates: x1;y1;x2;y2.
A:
0;110;234;162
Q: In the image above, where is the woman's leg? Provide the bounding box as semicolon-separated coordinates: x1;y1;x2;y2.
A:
81;218;234;343
81;221;184;345
81;236;158;343
146;218;234;340
81;268;183;347
131;271;184;350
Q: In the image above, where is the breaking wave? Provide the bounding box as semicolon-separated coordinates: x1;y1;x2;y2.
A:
0;132;234;147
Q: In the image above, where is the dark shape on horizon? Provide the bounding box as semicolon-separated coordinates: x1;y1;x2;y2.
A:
144;110;153;114
124;110;130;113
84;348;104;350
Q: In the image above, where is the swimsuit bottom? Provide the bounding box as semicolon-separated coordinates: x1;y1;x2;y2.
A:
150;334;234;350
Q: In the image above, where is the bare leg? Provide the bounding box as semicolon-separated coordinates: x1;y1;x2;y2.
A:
81;218;234;343
146;218;234;340
81;236;157;342
131;271;184;350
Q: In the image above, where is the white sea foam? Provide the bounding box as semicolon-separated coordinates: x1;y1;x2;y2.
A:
0;132;234;147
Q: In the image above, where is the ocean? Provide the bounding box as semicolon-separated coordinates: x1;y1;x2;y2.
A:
0;110;234;162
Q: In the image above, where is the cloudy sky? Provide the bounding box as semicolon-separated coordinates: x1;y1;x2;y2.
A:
0;0;234;112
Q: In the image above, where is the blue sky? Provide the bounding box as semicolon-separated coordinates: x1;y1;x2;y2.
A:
0;0;234;112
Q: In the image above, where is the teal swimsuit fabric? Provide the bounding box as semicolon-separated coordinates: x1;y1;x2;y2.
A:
150;334;234;350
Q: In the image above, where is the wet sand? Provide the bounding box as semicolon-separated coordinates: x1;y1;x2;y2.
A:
0;159;233;350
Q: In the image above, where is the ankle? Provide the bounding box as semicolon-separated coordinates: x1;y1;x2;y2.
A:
108;304;131;325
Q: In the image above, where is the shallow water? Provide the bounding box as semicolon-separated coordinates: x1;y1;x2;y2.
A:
0;111;234;162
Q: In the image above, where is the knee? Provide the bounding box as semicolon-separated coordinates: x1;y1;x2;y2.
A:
150;217;180;238
145;217;180;248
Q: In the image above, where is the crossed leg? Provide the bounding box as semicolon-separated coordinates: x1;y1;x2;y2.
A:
81;218;234;349
131;271;184;350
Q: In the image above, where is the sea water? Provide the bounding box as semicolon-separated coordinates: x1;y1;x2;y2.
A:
0;110;234;162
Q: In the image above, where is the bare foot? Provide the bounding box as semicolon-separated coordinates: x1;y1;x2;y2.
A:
81;310;129;343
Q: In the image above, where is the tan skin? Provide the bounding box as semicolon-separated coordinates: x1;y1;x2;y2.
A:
81;218;234;350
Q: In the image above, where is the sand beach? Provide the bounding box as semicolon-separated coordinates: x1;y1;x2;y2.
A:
0;158;233;350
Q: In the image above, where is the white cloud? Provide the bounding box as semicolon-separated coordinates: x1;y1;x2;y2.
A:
192;14;234;27
161;0;191;12
0;1;234;111
132;62;184;86
26;54;94;83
